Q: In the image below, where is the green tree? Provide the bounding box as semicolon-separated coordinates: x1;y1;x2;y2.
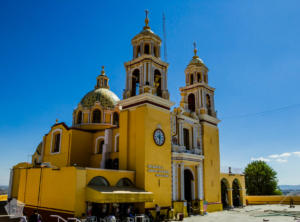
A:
244;160;280;195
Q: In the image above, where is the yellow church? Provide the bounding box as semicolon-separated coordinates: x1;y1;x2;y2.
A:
8;12;246;221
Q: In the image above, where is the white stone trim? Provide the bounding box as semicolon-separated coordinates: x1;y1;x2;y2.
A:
95;136;105;154
197;161;204;200
114;133;120;152
180;163;184;201
50;128;62;154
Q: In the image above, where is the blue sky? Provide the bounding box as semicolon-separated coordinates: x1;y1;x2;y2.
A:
1;0;300;185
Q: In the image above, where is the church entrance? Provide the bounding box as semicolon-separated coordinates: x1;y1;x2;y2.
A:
184;169;194;201
232;179;242;207
221;179;229;209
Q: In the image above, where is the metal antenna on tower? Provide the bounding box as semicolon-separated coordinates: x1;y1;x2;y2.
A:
162;13;167;61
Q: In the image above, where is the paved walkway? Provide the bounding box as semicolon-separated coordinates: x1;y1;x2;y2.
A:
184;205;300;222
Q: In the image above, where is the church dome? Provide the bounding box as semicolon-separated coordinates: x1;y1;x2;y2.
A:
80;88;120;109
188;57;204;66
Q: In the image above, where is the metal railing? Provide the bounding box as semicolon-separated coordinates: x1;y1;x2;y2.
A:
50;215;67;222
221;166;244;175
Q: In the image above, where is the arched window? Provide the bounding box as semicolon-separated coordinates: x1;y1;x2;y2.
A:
92;109;101;123
115;134;119;152
190;74;194;85
183;128;190;150
144;44;150;54
51;129;62;153
116;178;134;187
77;111;82;124
137;45;141;57
206;94;211;115
95;139;104;154
88;176;110;187
197;73;201;82
113;112;119;126
154;69;162;97
113;158;119;170
131;69;140;96
188;93;195;112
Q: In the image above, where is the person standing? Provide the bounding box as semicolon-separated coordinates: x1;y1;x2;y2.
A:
155;204;160;222
28;210;42;222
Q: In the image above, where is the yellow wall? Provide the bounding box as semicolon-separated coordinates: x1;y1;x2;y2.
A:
70;130;93;167
0;195;7;201
119;103;172;209
246;195;300;205
202;123;221;204
42;125;71;167
14;166;136;217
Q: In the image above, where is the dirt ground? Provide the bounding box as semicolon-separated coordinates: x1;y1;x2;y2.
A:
184;205;300;222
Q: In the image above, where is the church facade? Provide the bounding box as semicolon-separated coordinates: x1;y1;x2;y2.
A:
8;13;246;221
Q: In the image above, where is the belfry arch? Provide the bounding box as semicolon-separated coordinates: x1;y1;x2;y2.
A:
188;93;195;112
154;69;162;97
131;69;140;96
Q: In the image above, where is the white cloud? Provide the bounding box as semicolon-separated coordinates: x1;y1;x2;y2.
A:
269;152;291;158
251;157;270;162
269;154;280;158
275;158;287;163
252;151;300;164
293;152;300;157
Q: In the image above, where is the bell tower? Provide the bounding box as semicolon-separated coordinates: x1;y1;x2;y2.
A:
123;10;170;100
179;43;222;210
179;43;217;117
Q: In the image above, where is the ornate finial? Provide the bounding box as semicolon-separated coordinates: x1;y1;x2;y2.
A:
144;9;150;30
101;66;105;75
193;42;197;56
55;119;58;123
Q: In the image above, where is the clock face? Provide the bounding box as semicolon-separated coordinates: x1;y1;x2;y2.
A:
153;129;165;146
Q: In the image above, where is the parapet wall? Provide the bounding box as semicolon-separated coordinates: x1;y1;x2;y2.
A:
246;195;300;205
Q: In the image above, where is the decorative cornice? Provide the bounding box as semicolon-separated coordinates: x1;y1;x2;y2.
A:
172;152;204;162
119;93;174;110
124;55;168;68
199;114;221;125
180;83;215;92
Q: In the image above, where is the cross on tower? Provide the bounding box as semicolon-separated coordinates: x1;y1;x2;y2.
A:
193;42;198;56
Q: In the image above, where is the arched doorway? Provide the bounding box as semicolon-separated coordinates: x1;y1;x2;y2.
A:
221;178;230;209
188;93;195;112
184;169;194;201
131;69;140;96
232;179;242;207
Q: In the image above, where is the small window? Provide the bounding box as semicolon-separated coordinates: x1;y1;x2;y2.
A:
52;133;61;153
113;112;119;126
183;128;190;150
190;74;194;85
92;109;101;123
197;73;201;82
137;45;141;57
104;79;107;86
115;135;119;152
96;140;104;154
144;44;150;54
77;111;82;124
